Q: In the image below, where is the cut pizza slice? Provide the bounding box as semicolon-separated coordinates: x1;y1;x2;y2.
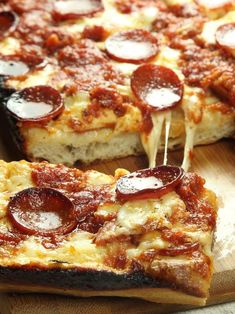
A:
0;160;217;305
0;0;235;170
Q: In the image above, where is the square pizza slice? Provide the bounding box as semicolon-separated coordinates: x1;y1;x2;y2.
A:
0;160;217;305
0;0;235;169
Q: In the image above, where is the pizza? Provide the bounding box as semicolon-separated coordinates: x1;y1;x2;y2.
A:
0;0;234;169
0;160;218;305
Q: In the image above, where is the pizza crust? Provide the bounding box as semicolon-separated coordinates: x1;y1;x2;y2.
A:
0;283;206;306
19;107;235;165
0;160;217;305
1;1;235;166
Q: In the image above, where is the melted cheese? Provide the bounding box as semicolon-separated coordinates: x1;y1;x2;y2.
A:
117;192;178;232
8;65;56;90
201;10;235;45
141;112;165;168
181;87;204;170
0;37;20;55
12;232;106;267
127;231;167;259
65;0;159;35
0;158;216;298
163;111;172;166
181;121;197;171
3;0;235;169
164;0;193;4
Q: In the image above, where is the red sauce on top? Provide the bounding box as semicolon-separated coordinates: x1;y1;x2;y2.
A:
14;10;53;46
115;0;167;14
56;40;124;94
176;173;217;230
179;44;235;107
161;228;189;246
0;230;26;246
88;86;126;117
151;4;206;42
82;25;108;42
31;163;113;234
31;163;85;192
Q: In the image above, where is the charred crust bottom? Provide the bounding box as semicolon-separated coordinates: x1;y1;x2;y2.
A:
0;266;176;292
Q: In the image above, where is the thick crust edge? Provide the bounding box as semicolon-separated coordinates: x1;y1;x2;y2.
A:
0;283;206;306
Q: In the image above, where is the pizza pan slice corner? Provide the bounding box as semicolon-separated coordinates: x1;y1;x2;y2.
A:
0;159;218;305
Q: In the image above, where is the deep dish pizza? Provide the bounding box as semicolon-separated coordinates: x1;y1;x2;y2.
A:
0;160;218;305
0;0;234;169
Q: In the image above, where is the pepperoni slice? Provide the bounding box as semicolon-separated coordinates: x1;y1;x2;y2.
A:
131;64;183;111
158;242;200;256
195;0;232;9
105;29;159;64
0;60;29;77
0;11;18;35
6;85;64;123
116;165;184;202
53;0;104;21
8;188;77;236
216;23;235;52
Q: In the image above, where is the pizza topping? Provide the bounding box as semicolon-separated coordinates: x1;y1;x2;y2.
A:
180;45;235;107
0;47;45;77
0;230;26;246
53;0;104;21
158;242;200;257
8;187;77;236
82;25;108;42
58;40;105;68
152;5;205;43
0;48;44;77
176;173;217;229
13;9;53;46
71;187;113;234
140;111;165;168
6;85;64;123
9;0;54;14
44;30;75;53
116;165;184;202
0;11;18;35
0;59;29;77
216;23;235;51
105;29;159;64
89;87;126;117
32;163;114;234
170;4;201;18
131;64;183;111
115;0;167;14
57;40;124;93
141;242;200;260
32;163;84;192
195;0;232;10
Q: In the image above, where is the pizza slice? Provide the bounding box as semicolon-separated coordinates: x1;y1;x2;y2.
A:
0;160;217;305
0;0;234;169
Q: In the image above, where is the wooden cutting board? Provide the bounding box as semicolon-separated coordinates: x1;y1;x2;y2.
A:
0;135;234;314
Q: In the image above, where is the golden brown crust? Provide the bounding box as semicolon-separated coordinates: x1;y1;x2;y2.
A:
0;283;206;306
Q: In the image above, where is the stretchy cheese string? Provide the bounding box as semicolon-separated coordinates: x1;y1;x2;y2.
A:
141;112;165;168
181;120;197;171
163;111;172;166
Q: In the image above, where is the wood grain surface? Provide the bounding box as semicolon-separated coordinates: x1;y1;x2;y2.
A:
0;139;234;314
